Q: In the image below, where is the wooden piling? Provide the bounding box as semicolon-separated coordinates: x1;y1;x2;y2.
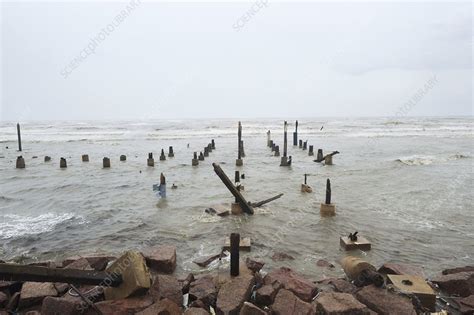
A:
60;158;67;169
270;141;274;151
293;120;298;146
82;154;89;162
303;141;307;150
283;121;288;157
204;147;209;157
235;171;240;183
308;145;314;156
230;233;240;277
267;130;271;147
168;146;174;158
44;156;51;162
299;139;303;148
147;153;155;167
103;157;110;168
17;123;22;152
207;143;212;153
240;140;245;158
198;152;205;161
120;155;126;161
211;139;215;149
160;149;166;161
317;149;323;162
325;179;331;204
192;152;199;166
237;122;242;160
304;174;308;185
274;145;280;157
16;156;25;169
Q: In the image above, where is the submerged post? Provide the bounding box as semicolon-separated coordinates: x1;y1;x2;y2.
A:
17;123;22;152
267;130;271;147
280;121;290;166
198;151;205;161
299;139;303;148
303;140;307;150
168;146;174;158
204;147;209;157
308;145;314;156
82;154;89;162
236;122;243;166
230;233;240;277
320;178;335;216
60;157;67;169
317;149;324;162
160;149;166;161
160;173;166;198
103;157;110;168
16;156;25;169
235;171;240;184
211;139;216;149
120;155;126;161
293;120;298;146
147;153;155;167
192;152;199;166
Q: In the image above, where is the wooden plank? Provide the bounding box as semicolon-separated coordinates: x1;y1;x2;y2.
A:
0;263;122;287
223;237;251;251
212;163;254;215
250;193;283;208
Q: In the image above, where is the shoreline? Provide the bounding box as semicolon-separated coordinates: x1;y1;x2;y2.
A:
0;245;473;314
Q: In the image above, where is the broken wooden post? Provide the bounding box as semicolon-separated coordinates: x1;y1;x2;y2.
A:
293;120;298;146
0;263;122;287
44;156;51;162
60;157;67;169
147;153;155;167
211;139;216;149
160;149;166;161
120;155;126;161
299;139;303;148
235;171;240;184
303;140;307;150
323;151;339;165
212;163;254;215
17;123;22;152
198;151;205;161
249;193;283;207
168;146;174;158
308;145;314;156
301;174;312;193
16;156;25;169
82;154;89;162
317;149;323;162
160;173;166;198
280;121;290;166
204;147;209;157
274;145;280;157
240;140;245;158
236;121;243;166
192;152;199;166
320;178;335;216
270;141;275;151
103;157;110;168
267;130;271;147
230;233;240;277
207;143;212;153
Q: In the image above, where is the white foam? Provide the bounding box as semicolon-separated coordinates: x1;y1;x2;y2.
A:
0;212;85;239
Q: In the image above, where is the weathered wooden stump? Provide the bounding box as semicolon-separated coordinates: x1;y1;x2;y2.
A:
293;120;298;146
16;156;25;169
82;154;89;162
44;156;51;162
317;149;323;161
267;130;271;147
211;139;216;149
192;152;199;166
198;151;205;161
168;146;174;158
60;157;67;169
320;179;335;216
160;149;166;161
303;141;307;150
274;145;280;157
103;157;110;168
299;139;303;148
204;147;209;157
17;123;22;152
120;155;126;161
308;145;314;156
147;153;155;167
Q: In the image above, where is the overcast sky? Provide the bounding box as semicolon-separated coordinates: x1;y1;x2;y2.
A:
0;1;472;121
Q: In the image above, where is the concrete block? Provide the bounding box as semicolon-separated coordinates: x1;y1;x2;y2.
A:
320;203;336;216
340;236;371;251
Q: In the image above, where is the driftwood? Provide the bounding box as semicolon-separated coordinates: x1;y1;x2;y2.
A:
314;151;340;163
0;263;122;287
250;193;284;208
212;163;254;215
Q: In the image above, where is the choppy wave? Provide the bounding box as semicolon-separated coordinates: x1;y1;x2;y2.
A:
396;154;470;166
0;213;85;239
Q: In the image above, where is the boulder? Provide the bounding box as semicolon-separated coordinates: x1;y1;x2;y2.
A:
216;274;255;314
92;295;153;315
54;282;70;295
355;284;416;314
316;259;335;269
316;278;356;294
271;252;294;261
378;262;424;277
432;271;474;297
178;273;195;294
19;282;58;309
185;307;211;314
240;301;266;315
135;298;182;315
63;257;92;270
315;292;370;315
150;274;183;306
189;275;217;309
144;245;177;273
271;289;315;315
256;281;282;306
41;296;82;315
442;266;474;275
453;294;474;314
264;267;317;302
245;258;264;273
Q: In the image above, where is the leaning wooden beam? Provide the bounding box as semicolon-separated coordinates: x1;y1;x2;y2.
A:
250;193;284;208
314;151;340;162
212;163;254;215
0;263;122;287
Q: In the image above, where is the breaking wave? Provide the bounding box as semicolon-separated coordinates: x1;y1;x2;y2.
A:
396;154;470;166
